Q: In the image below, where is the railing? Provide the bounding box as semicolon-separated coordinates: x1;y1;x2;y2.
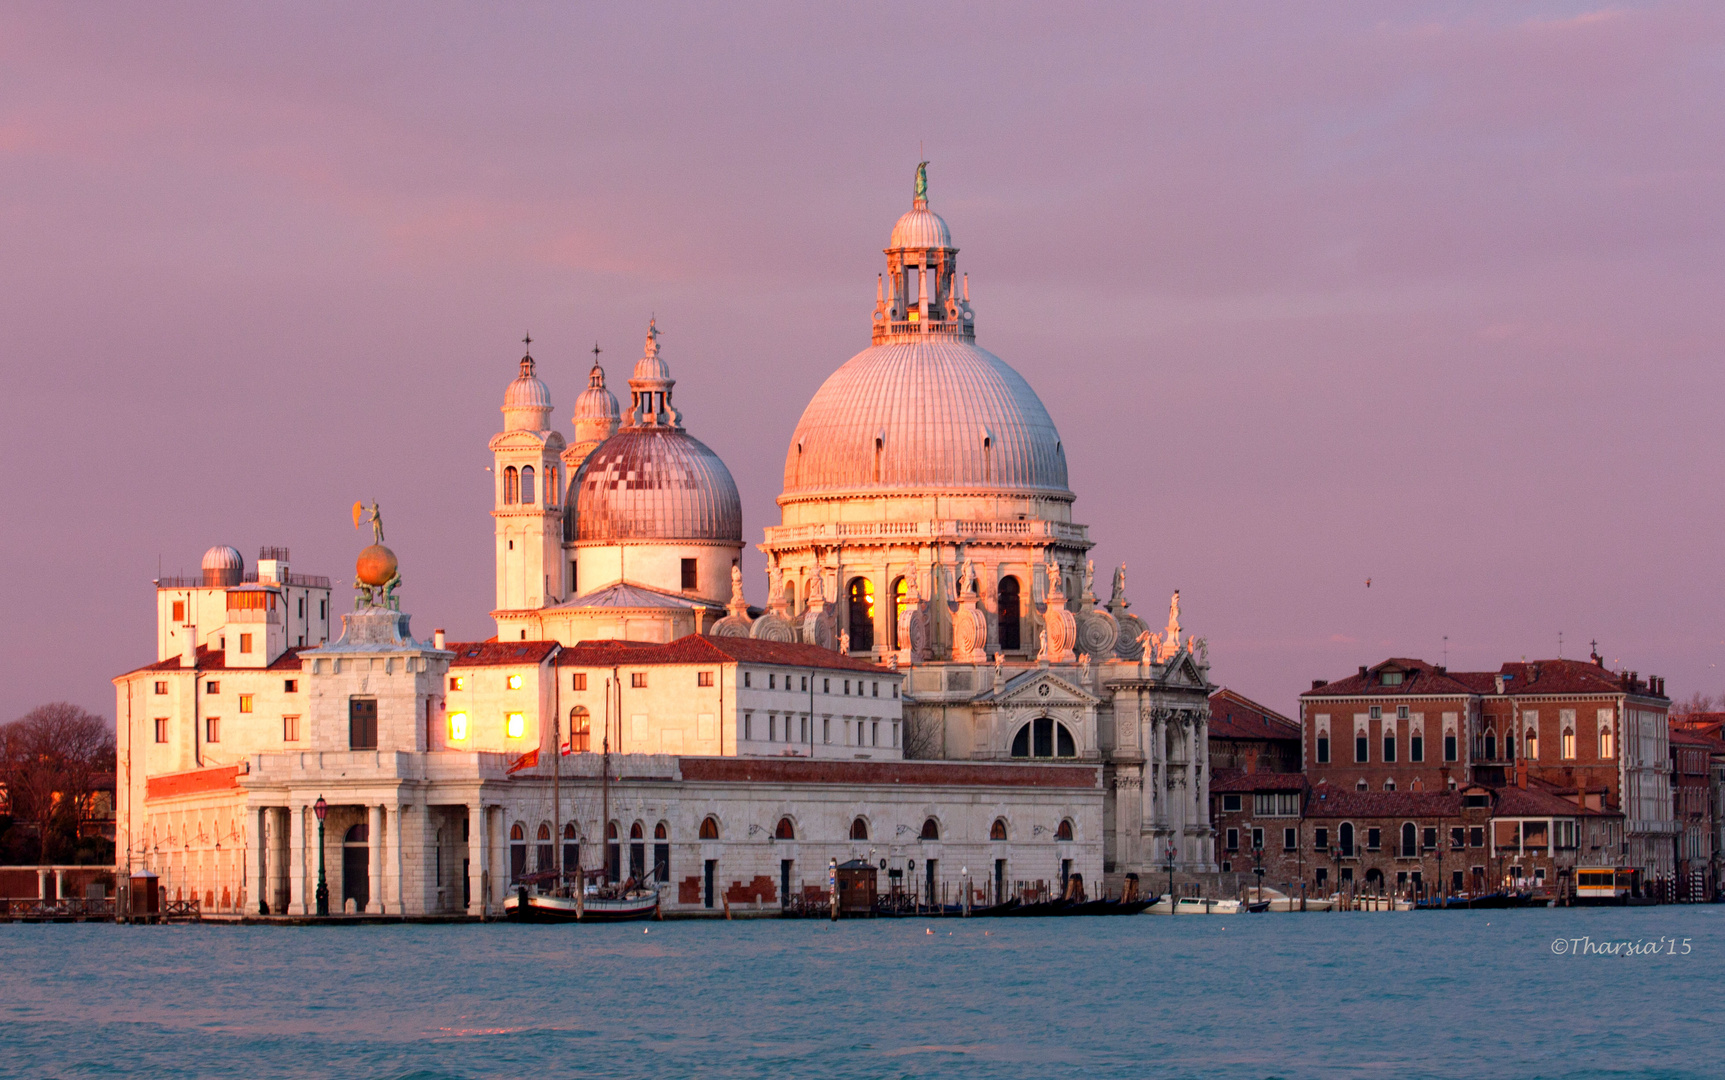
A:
872;317;975;344
763;519;1089;545
156;571;332;589
162;898;201;920
3;897;116;920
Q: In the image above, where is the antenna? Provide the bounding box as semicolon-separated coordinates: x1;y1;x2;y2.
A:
1442;635;1448;667
1558;630;1563;659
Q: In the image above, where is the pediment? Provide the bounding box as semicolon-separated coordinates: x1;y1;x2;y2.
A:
488;429;565;452
993;669;1099;706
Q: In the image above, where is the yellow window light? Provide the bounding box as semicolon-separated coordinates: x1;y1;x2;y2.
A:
507;674;523;690
507;712;526;738
449;712;469;741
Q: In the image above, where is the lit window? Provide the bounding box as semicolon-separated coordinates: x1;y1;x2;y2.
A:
154;718;168;743
698;671;714;687
283;715;300;741
1562;730;1576;759
205;717;220;742
507;674;523;690
172;600;185;621
153;681;167;695
449;712;469;741
507;713;526;738
631;673;647;688
239;695;253;714
450;676;465;691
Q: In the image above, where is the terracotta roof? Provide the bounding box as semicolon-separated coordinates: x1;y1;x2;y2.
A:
1210;769;1308;794
1305;784;1463;818
1495;659;1657;698
544;581;724;612
1302;658;1481;699
119;644;307;678
556;634;894;675
1490;783;1609;818
447;641;561;667
1208;688;1299;742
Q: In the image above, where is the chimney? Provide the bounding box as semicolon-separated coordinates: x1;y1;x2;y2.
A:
434;628;446;651
182;624;198;668
1358;666;1368;678
1516;761;1527;789
1312;679;1326;691
1435;665;1447;676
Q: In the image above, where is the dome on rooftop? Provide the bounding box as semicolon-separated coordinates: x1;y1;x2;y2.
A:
201;545;243;587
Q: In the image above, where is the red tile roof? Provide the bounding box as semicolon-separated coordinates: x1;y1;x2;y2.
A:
1304;657;1664;700
1305;784;1463;818
1302;658;1482;699
1495;659;1655;698
1210;769;1308;794
1208;688;1299;742
447;641;561;667
119;645;307;677
556;635;893;674
1491;782;1610;818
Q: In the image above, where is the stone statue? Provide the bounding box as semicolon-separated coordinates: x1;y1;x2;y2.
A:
1111;564;1126;604
994;650;1003;680
1037;629;1049;662
1166;590;1181;642
839;629;851;655
915;160;928;202
1083;559;1095;599
353;500;385;544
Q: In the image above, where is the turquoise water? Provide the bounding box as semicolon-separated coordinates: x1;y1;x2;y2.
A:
3;908;1721;1079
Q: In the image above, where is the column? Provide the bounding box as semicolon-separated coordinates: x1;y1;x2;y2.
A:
1151;709;1166;827
393;801;408;916
38;868;49;901
489;806;505;906
467;803;486;916
289;803;306;914
246;807;265;914
1194;716;1211;831
368;804;385;914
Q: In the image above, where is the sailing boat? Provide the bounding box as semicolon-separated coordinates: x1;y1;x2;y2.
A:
505;670;662;923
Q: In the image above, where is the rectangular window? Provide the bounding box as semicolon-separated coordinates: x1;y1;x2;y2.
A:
506;712;525;738
743;712;753;740
769;673;777;690
1410;735;1423;762
800;715;809;742
1341;868;1353;884
1381;672;1403;686
1383;735;1396;762
1316;735;1329;763
238;633;253;654
320;600;326;620
872;681;879;697
571;673;586;691
1469;826;1484;848
1422;827;1437;850
154;718;168;743
506;674;523;690
1396;705;1409;720
698;671;714;688
1314;828;1328;851
283;715;300;742
1356;735;1369;762
801;676;808;691
680;559;697;590
206;680;220;695
1283;827;1297;851
1222;794;1242;812
172;600;186;621
893;722;900;748
744;672;752;688
871;721;879;746
349;698;378;750
631;672;647;688
154;680;167;695
239;694;253;714
823;679;830;694
769;714;778;741
1226;828;1239;851
1251;827;1264;850
284;679;298;693
1444;734;1457;762
1369;705;1382;720
823;717;830;743
1315;867;1328;887
205;717;220;743
845;680;852;695
892;685;899;699
450;676;465;691
1562;731;1576;759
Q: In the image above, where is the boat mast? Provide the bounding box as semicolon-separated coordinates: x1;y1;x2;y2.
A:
602;670;613;883
552;701;562;886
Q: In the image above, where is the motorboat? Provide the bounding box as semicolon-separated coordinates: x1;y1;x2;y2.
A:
504;880;661;922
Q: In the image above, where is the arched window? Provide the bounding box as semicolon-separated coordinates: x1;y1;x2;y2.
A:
653;822;669;885
1525;724;1539;760
605;821;620;883
997;576;1021;652
1484;726;1497;761
1365;867;1384;891
699;816;720;840
1338;822;1355;857
1401;822;1417;858
990;818;1008;842
784;580;799;616
568;706;591;753
774;817;795;840
890;576;906;650
850;817;869;841
562;823;579;874
847;578;874;653
1055;819;1074;842
510;823;527;883
537;823;553;871
503;465;519;504
1599;721;1615;759
521;465;536;505
920;817;939;841
629;821;645;882
1011;717;1077;759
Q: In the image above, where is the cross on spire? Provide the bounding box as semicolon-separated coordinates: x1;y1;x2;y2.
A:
523;331;533;353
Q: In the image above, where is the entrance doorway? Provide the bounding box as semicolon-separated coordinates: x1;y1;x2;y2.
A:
342;823;370;912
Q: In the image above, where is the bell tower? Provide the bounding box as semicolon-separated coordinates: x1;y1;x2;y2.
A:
489;337;567;619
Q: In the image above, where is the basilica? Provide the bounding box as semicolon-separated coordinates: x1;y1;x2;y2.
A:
113;167;1216;917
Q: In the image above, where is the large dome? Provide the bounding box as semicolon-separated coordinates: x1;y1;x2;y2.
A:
782;338;1069;497
574;428;742;542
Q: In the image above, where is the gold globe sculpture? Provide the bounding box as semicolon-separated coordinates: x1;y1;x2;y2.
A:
356;544;399;587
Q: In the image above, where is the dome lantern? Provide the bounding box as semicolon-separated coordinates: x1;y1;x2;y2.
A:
875;162;973;345
501;334;554;432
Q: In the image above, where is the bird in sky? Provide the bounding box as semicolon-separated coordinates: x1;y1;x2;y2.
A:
1365;578;1372;588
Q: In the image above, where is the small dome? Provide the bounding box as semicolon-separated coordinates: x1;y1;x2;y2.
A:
502;353;553;431
574;429;742;543
201;545;243;587
575;363;621;425
632;318;671;382
889;206;952;251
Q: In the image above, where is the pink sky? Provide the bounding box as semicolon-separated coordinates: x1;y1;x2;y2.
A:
4;3;1723;720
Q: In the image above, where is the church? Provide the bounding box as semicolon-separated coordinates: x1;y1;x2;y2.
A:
112;167;1215;917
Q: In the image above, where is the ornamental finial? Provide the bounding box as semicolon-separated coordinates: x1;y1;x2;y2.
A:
914;161;928;207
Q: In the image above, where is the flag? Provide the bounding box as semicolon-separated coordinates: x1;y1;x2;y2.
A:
506;748;539;775
560;741;572;756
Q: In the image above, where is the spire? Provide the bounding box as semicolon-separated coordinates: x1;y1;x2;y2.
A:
625;315;681;430
520;331;535;377
913;160;928;208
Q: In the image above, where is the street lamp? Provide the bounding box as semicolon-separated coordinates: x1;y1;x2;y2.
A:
313;795;329;917
1252;834;1265;904
1164;840;1178;914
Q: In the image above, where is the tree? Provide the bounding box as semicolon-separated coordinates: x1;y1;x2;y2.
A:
0;703;114;865
901;713;945;760
1670;692;1719;723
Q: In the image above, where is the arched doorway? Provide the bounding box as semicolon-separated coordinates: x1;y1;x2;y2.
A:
654;822;670;885
562;823;580;875
342;822;370;912
509;823;527;883
536;823;554;872
1400;822;1417;858
847;578;874;652
629;821;645;882
998;577;1021;651
1339;822;1355;857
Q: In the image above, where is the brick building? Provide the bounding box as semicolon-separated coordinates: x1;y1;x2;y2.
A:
1208;689;1300;775
1301;655;1672;890
1668;726;1718;901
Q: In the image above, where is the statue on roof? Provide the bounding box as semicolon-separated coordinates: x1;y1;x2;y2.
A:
914;160;928;203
